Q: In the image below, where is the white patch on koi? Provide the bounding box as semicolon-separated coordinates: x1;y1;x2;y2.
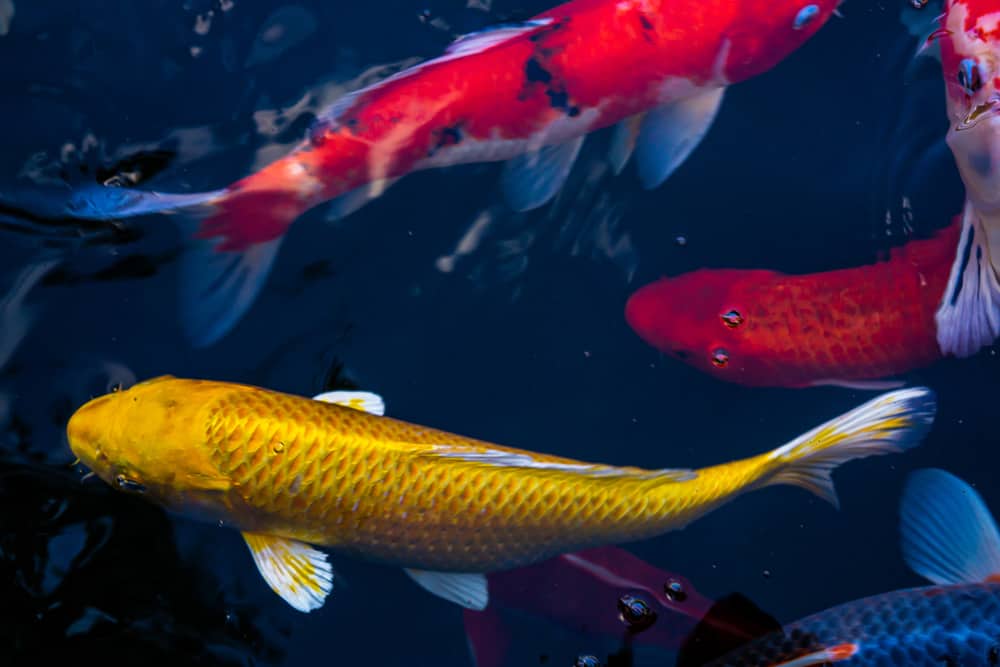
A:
712;37;733;85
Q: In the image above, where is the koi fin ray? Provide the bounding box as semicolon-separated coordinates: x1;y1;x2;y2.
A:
242;532;334;613
635;87;725;190
501;136;585;212
427;445;697;481
608;113;645;175
312;390;386;416
177;226;283;349
900;468;1000;585
934;203;1000;357
404;568;488;610
765;387;936;509
324;178;399;222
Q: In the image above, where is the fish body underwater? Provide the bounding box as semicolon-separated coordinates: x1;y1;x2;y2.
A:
463;545;713;667
66;377;934;613
47;0;840;347
925;0;1000;358
678;468;1000;667
624;219;961;389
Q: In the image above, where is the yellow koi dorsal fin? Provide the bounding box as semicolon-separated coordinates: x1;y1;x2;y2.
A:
241;532;334;613
773;643;858;667
312;390;386;416
424;446;697;482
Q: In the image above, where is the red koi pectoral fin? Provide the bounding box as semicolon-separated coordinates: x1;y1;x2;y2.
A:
633;87;725;190
900;468;1000;585
774;643;859;667
934;202;1000;358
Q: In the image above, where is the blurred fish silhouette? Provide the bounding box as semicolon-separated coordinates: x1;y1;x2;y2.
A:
677;468;1000;667
26;0;841;347
625;219;961;389
463;546;713;667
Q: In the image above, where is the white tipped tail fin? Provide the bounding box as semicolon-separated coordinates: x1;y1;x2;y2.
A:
935;203;1000;357
765;388;937;508
900;468;1000;585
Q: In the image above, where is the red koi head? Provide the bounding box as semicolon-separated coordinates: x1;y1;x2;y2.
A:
722;0;842;82
625;269;776;384
941;0;1000;217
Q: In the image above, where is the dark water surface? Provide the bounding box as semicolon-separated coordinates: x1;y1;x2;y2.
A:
0;1;995;665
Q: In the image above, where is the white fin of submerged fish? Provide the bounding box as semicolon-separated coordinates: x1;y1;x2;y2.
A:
242;532;334;613
425;445;697;481
608;113;646;176
766;387;937;509
404;568;488;610
501;136;585;212
312;390;386;416
445;19;555;57
323;178;400;222
808;378;907;391
900;468;1000;585
635;87;725;190
934;203;1000;358
178;229;284;349
771;644;859;667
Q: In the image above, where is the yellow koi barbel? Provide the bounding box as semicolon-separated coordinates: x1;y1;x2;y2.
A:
66;377;935;613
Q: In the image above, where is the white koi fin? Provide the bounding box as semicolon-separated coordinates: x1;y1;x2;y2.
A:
404;569;488;611
242;532;334;613
773;644;859;667
635;87;725;190
500;136;585;212
808;378;907;391
766;387;936;509
900;468;1000;585
427;446;696;482
935;203;1000;357
608;113;645;175
178;232;284;349
324;178;399;222
445;19;555;57
311;390;385;416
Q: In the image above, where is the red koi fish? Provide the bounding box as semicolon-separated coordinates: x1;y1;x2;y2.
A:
463;546;712;667
904;0;1000;357
624;219;962;389
57;0;840;347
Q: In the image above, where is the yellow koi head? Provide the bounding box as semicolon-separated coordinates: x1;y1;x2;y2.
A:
67;375;232;515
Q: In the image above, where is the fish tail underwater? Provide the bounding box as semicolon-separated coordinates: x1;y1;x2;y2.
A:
2;0;1000;665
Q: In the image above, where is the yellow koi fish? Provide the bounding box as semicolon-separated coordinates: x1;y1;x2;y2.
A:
66;377;935;613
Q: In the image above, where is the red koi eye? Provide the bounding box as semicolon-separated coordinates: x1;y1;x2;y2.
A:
711;349;729;368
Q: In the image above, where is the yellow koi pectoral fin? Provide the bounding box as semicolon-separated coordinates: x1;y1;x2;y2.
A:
311;390;386;416
765;387;937;509
774;643;858;667
242;532;334;613
404;568;488;611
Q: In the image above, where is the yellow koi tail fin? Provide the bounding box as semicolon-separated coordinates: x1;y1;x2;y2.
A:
764;387;937;509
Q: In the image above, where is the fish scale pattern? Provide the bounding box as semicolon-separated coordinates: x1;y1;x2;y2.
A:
706;585;1000;666
197;383;739;572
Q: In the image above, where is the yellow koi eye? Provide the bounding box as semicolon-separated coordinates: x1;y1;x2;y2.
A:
114;474;146;494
